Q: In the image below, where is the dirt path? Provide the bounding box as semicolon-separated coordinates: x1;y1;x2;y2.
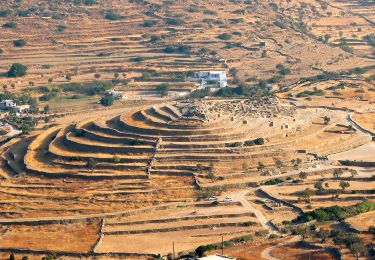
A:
261;236;301;260
227;189;279;234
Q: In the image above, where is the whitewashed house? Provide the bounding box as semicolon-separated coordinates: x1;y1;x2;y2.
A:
107;90;127;100
0;100;17;109
16;105;30;113
196;71;228;88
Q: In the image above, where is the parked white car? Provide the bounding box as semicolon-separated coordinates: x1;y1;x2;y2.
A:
208;196;219;201
224;197;233;202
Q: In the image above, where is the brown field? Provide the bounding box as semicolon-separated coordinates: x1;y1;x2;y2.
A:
0;0;374;258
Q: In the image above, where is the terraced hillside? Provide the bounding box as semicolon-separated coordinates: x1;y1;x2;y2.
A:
0;0;373;96
1;97;370;217
0;95;373;257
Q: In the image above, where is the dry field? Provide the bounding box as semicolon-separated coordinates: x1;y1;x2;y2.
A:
0;0;374;258
0;0;373;98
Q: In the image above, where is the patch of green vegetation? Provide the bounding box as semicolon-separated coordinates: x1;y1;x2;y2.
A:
165;17;184;26
7;63;27;77
262;178;284;185
163;45;191;54
38;80;117;98
244;137;265;146
100;96;114;106
104;10;122;20
111;37;122;41
215;83;270;98
296;89;325;98
13;39;26;47
3;22;17;29
56;25;66;32
156;83;170;96
217;33;232;40
0;10;9;17
295;200;375;222
142;20;158;27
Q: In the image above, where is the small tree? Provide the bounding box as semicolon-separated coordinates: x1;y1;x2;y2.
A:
323;116;331;125
257;161;265;172
318;228;330;243
9;253;15;260
339;180;350;191
207;170;215;180
292;158;302;169
114;72;119;78
333;168;343;179
13;39;26;47
156;83;170;96
65;74;72;81
100;96;114;107
301;188;315;203
94;73;101;79
112;155;120;163
299;171;308;180
43;105;50;114
275;159;284;169
7;63;27;77
314;181;324;191
296;225;309;240
22;257;29;260
350;241;366;260
87;158;97;172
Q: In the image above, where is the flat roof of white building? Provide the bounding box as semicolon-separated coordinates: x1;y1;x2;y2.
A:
198;255;235;260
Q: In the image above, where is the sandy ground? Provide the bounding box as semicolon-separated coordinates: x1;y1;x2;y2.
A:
97;227;258;255
346;211;375;232
329;142;375;161
0;220;100;252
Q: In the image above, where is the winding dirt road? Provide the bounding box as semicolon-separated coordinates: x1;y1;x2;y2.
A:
261;236;301;260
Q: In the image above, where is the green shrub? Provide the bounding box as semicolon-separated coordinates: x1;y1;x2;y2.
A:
83;0;96;5
3;22;17;29
156;83;170;96
7;63;28;77
56;25;66;32
217;33;232;40
244;137;265;146
60;81;115;95
104;10;122;20
143;20;158;27
100;96;114;106
263;178;284;185
0;10;9;17
13;39;26;47
163;45;191;54
165;18;184;25
296;89;325;97
111;37;121;41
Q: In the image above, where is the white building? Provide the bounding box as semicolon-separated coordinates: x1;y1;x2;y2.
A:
107;90;127;100
16;105;30;113
197;71;227;88
0;100;17;109
198;255;236;260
